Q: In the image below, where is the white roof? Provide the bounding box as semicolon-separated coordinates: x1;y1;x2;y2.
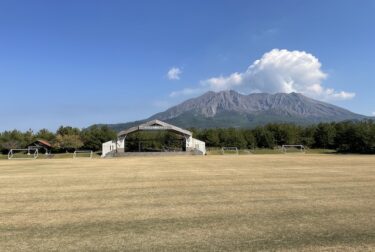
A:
118;120;192;137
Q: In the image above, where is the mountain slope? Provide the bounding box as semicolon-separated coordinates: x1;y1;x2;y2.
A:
148;91;366;127
101;91;367;130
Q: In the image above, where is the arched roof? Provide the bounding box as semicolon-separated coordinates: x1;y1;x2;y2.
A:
118;120;192;138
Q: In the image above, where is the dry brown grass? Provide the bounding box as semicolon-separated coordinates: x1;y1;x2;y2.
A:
1;155;375;251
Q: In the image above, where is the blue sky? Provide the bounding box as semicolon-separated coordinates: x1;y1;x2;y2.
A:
0;0;374;131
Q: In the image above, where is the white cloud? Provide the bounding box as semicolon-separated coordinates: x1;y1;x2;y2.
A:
372;112;375;116
201;72;243;91
171;49;355;101
167;67;182;80
323;89;356;100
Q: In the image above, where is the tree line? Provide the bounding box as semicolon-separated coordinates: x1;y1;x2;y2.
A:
189;120;375;154
1;120;375;154
0;125;116;154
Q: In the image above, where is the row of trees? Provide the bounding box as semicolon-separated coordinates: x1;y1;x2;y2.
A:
1;120;375;154
0;126;116;154
189;120;375;153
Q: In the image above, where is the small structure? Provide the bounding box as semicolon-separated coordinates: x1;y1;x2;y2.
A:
281;145;305;153
8;149;39;160
27;139;52;154
73;150;93;159
221;147;239;155
102;120;206;157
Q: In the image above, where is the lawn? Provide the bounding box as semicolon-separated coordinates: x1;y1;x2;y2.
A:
1;155;374;251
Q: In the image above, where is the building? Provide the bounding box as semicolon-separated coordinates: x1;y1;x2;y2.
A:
102;120;205;157
27;139;52;154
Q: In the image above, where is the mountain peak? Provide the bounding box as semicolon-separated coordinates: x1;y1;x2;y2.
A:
148;90;366;127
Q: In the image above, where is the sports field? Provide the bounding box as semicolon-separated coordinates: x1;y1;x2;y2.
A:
1;155;374;251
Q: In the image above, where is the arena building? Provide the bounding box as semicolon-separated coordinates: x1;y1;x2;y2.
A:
102;120;205;157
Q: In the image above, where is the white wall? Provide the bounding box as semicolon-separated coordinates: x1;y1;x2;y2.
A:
186;136;206;155
101;138;125;157
101;140;116;157
103;136;205;157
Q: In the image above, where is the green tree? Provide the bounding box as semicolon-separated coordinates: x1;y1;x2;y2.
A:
204;129;220;147
0;130;26;152
81;126;117;151
36;129;55;142
254;127;275;148
314;123;336;149
299;126;315;148
55;134;83;150
56;126;81;136
266;124;301;146
23;129;35;145
335;120;375;153
217;128;246;149
64;135;83;150
243;129;256;149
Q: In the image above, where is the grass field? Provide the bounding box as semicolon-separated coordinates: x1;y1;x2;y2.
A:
206;148;336;155
1;155;375;251
0;148;336;160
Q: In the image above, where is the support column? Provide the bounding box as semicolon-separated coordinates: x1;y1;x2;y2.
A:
116;136;126;153
124;135;127;153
